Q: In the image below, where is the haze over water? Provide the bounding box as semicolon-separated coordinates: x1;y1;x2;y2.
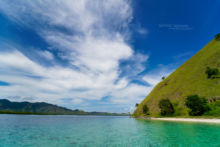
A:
0;115;220;147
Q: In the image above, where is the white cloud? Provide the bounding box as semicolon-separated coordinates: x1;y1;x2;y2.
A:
135;24;148;35
110;84;152;104
37;50;54;60
0;50;150;107
143;66;174;86
123;53;149;76
0;0;156;111
137;28;148;35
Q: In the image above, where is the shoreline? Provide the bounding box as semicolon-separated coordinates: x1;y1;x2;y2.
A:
0;112;130;116
134;116;220;123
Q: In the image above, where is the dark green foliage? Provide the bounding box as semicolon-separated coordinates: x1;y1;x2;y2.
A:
205;100;220;116
205;66;219;78
215;33;220;41
185;95;210;116
135;103;139;107
162;76;166;80
158;99;174;116
0;99;75;114
0;110;56;115
143;104;149;115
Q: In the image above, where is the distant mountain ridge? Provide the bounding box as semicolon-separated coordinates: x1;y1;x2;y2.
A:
0;99;129;116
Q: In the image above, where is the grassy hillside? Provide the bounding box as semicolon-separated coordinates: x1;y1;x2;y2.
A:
133;38;220;117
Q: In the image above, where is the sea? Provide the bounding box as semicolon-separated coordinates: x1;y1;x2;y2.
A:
0;115;220;147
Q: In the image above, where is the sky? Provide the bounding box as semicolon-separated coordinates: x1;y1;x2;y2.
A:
0;0;220;113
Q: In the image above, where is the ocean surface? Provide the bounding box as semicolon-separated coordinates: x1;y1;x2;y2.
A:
0;115;220;147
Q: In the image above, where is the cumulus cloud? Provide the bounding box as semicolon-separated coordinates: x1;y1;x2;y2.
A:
110;84;152;104
0;49;150;108
0;0;152;110
0;0;174;112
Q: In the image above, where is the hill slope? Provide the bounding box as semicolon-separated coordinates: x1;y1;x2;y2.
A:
133;39;220;117
0;99;85;115
0;99;129;116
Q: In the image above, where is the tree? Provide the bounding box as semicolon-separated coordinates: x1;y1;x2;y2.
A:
185;95;210;116
162;76;166;80
205;66;219;78
143;104;149;115
135;103;139;107
158;99;174;116
215;33;220;41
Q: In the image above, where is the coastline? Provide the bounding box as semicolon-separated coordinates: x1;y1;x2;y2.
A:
0;111;130;116
135;116;220;123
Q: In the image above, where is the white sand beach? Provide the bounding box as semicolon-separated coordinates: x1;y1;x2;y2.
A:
150;117;220;123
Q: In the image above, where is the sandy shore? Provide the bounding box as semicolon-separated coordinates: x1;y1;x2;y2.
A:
150;117;220;123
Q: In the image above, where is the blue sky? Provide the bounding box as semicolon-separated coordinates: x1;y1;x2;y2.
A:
0;0;219;113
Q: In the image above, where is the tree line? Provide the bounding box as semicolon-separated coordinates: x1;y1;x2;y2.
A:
139;94;211;116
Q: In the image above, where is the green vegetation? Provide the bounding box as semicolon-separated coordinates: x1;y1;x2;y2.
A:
0;110;56;115
215;33;220;41
133;37;220;117
158;99;174;116
0;99;80;115
205;66;219;78
185;95;209;116
135;103;139;107
205;99;220;116
142;104;149;115
162;76;166;80
0;99;129;116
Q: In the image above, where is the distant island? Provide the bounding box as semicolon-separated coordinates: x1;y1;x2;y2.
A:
133;34;220;118
0;99;129;116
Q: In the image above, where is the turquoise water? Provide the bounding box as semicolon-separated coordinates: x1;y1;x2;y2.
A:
0;115;220;147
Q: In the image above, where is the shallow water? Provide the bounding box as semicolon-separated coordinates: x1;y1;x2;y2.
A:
0;115;220;147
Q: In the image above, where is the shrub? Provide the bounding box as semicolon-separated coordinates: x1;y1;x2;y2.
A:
158;99;174;116
162;76;166;80
205;66;219;78
185;95;210;116
135;103;139;107
143;104;149;115
215;33;220;41
205;100;220;116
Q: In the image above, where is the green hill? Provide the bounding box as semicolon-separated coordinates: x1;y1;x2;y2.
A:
0;99;129;116
0;99;86;115
133;37;220;117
